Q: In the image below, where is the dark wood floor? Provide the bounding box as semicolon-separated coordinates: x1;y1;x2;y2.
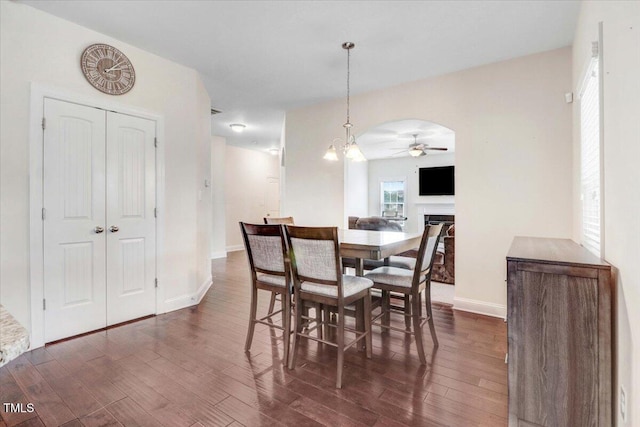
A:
1;251;507;427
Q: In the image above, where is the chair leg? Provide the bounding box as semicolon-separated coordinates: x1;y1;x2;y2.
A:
364;293;372;359
381;290;390;328
288;294;303;370
245;288;258;352
356;299;364;351
404;295;411;331
268;292;277;314
281;293;287;327
425;282;439;347
336;306;345;389
315;303;323;340
282;292;291;366
411;293;427;365
323;305;331;340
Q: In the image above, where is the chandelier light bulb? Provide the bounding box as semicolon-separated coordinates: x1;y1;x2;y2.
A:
323;145;339;161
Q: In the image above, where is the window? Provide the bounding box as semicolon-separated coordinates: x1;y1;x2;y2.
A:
579;42;602;257
380;180;405;216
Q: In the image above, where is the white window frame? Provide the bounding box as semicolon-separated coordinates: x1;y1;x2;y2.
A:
380;178;406;217
579;35;604;258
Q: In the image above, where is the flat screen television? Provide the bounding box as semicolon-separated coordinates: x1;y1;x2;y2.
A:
419;166;455;196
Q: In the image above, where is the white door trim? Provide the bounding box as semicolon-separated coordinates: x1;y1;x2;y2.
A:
29;83;165;349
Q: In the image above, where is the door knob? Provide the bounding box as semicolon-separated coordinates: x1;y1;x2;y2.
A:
94;226;104;234
109;226;119;233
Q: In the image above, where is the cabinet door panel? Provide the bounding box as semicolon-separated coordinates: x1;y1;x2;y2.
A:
517;270;598;427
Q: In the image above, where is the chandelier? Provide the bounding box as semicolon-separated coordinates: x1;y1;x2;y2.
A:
323;42;366;162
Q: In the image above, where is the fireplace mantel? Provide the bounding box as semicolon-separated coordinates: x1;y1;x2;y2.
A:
414;201;455;216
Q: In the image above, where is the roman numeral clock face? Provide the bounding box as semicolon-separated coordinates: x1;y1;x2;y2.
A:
81;44;135;95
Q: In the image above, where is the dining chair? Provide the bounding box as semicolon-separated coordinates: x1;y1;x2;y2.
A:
364;223;443;364
264;216;295;225
285;225;373;388
239;222;292;365
263;216;295;313
382;209;398;218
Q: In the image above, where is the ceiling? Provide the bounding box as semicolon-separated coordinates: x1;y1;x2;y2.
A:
358;120;454;160
20;0;580;155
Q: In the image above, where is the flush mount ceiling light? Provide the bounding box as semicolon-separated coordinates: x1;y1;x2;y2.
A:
229;123;246;133
268;148;279;156
323;42;366;162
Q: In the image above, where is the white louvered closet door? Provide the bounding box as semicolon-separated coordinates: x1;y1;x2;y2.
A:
43;99;156;342
105;112;156;326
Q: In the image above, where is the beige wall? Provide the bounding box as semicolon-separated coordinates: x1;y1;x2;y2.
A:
195;78;213;292
211;136;227;259
0;2;212;331
285;47;573;317
224;145;280;250
573;2;640;425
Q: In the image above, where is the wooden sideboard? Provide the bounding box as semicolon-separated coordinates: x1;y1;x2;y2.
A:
506;237;612;427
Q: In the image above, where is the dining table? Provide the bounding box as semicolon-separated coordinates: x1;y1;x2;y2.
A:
336;228;422;348
338;228;422;276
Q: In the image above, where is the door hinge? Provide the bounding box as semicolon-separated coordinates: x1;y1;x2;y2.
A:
42;208;46;220
154;207;157;218
154;137;158;148
43;299;46;310
155;278;158;288
42;117;46;130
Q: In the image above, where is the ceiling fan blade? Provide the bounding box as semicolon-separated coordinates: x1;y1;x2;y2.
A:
389;149;409;157
424;147;448;151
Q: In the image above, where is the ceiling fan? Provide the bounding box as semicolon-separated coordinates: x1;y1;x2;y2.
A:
393;134;448;157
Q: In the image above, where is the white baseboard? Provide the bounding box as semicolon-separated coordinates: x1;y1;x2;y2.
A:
210;250;227;259
226;244;244;252
163;294;194;313
194;276;213;304
453;297;506;319
163;276;212;313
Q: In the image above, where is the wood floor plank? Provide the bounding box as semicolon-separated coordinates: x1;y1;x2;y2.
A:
144;357;230;406
5;358;44;389
78;408;121;427
182;400;235;427
71;367;127;407
44;375;103;419
23;380;76;427
215;396;281;427
0;368;40;426
288;396;369;427
13;418;46;427
106;397;158;427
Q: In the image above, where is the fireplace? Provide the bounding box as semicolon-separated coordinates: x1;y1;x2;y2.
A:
424;214;454;235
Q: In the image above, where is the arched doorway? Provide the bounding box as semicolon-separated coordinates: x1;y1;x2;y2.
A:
345;119;455;234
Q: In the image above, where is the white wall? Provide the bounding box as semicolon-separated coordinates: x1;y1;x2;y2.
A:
367;153;455;233
285;47;573;318
572;2;640;425
0;2;212;331
211;136;227;259
195;77;213;296
224;145;280;251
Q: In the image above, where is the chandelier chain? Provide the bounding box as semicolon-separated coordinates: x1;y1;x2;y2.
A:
346;47;350;123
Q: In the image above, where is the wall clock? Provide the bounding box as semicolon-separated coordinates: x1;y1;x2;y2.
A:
80;44;135;95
